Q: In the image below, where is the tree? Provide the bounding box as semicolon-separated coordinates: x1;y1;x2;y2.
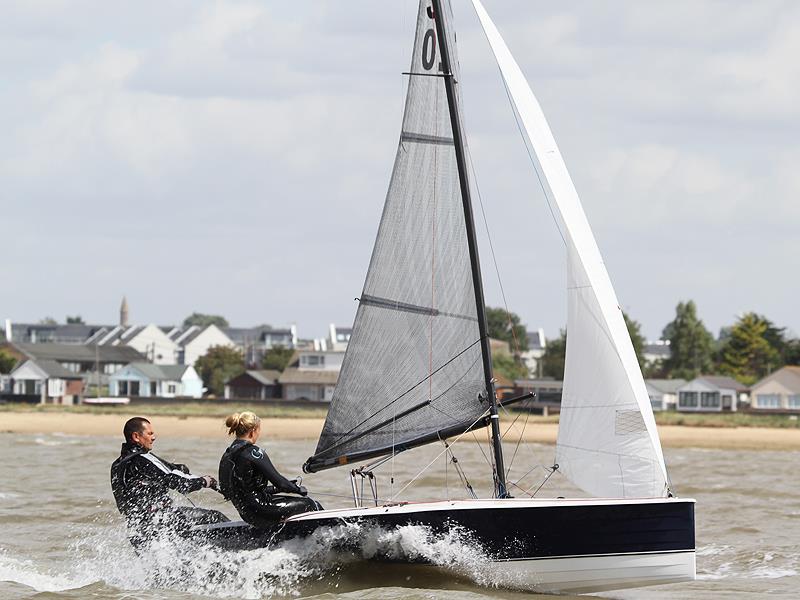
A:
492;352;529;381
183;312;229;328
623;311;646;369
541;329;567;380
661;300;715;380
718;312;781;385
262;346;295;372
0;349;16;374
486;307;528;353
66;315;84;324
785;338;800;366
195;346;244;397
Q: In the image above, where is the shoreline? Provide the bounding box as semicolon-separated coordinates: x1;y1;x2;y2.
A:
3;413;800;450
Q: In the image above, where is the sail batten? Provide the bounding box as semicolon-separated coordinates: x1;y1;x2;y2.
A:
304;1;488;475
471;0;670;498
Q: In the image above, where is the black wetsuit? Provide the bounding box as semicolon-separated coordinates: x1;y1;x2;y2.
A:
110;442;228;546
219;439;321;528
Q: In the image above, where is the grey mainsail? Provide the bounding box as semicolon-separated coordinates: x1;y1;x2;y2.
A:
304;0;489;473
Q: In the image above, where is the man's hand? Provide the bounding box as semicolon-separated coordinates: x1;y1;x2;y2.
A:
298;485;308;496
203;476;218;490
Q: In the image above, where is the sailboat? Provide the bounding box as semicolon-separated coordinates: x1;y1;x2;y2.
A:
198;0;695;593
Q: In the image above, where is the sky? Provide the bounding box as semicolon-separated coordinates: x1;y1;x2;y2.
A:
2;0;798;342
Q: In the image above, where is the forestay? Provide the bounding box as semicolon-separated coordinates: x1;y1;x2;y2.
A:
304;0;489;474
471;0;670;498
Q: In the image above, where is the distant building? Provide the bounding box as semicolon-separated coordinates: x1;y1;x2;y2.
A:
326;324;353;352
279;350;344;401
3;322;110;345
520;329;547;377
749;366;800;412
167;325;236;366
224;325;297;366
676;376;748;412
10;359;85;404
224;370;281;400
88;324;179;365
645;379;686;412
109;363;203;398
643;341;671;370
1;341;144;376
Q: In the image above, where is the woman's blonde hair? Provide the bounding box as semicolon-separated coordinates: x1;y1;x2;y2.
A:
225;411;261;437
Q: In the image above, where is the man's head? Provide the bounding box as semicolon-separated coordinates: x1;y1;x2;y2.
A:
123;417;155;450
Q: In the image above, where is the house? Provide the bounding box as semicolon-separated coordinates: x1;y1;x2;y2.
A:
224;325;297;366
326;324;353;352
676;376;748;412
168;325;236;366
642;341;671;370
224;370;281;399
10;359;85;404
109;363;203;398
1;341;144;376
279;350;344;401
88;324;179;365
3;321;111;344
749;366;800;412
513;378;563;414
520;329;547;378
645;379;686;412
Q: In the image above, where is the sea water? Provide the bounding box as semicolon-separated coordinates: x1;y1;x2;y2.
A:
0;431;797;599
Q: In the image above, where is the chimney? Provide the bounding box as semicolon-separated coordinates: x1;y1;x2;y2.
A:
4;319;11;342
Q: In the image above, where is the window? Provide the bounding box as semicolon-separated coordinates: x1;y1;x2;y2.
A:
755;394;780;409
168;384;177;394
679;391;698;407
788;395;800;409
301;355;324;367
700;392;720;408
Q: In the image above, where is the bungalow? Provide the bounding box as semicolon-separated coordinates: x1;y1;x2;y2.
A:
224;370;281;400
749;366;800;412
109;363;203;398
10;359;85;404
279;350;344;401
645;379;686;412
676;376;748;412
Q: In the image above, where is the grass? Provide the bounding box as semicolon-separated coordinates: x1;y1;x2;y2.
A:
653;411;800;429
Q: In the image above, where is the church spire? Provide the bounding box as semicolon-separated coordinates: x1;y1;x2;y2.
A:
120;296;129;327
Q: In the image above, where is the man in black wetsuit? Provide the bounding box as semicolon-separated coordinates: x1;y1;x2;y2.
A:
219;435;322;528
110;417;227;547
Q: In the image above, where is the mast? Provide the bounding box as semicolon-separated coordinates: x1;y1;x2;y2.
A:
430;0;508;498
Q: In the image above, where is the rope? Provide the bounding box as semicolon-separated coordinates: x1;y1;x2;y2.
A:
392;408;490;499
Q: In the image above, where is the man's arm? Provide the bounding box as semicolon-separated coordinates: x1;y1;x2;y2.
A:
140;453;208;494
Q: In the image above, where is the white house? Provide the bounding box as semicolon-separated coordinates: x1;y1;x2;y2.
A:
645;379;686;412
326;324;353;352
676;376;747;412
10;359;85;404
279;350;344;401
520;329;546;378
170;325;236;366
109;363;203;398
89;324;179;365
749;366;800;411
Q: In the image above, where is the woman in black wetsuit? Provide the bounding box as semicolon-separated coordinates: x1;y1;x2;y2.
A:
219;411;322;528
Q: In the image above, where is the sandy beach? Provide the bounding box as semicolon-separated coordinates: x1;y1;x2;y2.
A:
3;412;800;451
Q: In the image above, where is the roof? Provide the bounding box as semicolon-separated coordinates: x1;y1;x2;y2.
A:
248;370;281;385
694;375;748;391
10;342;145;363
279;367;339;385
751;365;800;391
35;359;83;379
122;363;190;381
526;329;545;350
9;323;110;344
646;379;686;394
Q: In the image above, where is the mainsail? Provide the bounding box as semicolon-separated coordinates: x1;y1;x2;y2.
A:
304;0;490;474
471;0;670;498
